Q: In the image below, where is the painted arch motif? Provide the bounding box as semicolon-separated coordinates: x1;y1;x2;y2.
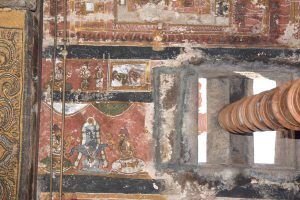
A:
38;101;153;176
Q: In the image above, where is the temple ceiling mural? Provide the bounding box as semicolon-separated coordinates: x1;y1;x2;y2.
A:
1;0;300;199
38;101;153;175
42;0;300;48
37;0;300;199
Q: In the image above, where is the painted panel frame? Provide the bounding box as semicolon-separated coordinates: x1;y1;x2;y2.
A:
108;60;151;92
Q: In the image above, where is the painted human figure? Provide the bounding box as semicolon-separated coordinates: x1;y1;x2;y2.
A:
43;84;51;102
111;127;145;174
73;117;108;172
112;70;128;86
52;124;62;155
95;65;104;89
80;64;91;90
128;68;142;86
118;128;134;159
216;1;229;16
54;62;64;86
40;124;72;172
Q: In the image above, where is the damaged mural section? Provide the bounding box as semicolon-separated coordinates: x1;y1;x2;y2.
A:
35;0;300;199
37;56;168;199
36;47;300;199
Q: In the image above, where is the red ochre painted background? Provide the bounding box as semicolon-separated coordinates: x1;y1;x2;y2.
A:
38;102;153;173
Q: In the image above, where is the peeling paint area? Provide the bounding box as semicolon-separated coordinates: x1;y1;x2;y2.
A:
159;73;178;163
40;0;298;47
35;0;300;198
117;1;230;25
152;47;207;68
278;22;300;48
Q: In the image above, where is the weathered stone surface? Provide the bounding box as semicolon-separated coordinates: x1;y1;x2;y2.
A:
230;134;254;166
206;78;231;164
229;77;254;166
0;0;36;10
275;130;296;168
155;70;181;164
180;72;198;165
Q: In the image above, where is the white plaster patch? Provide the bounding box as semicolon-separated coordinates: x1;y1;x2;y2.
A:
152;47;207;68
117;1;229;25
153;183;159;190
159;105;176;163
278;22;300;48
86;2;95;12
144;103;154;141
169;26;189;32
159;74;178;163
233;71;266;79
68;12;114;22
219;168;238;181
174;47;207;66
159;74;176;100
251;0;266;9
48;102;89;115
178;180;217;200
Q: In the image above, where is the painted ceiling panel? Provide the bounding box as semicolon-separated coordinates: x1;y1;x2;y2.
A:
42;0;300;48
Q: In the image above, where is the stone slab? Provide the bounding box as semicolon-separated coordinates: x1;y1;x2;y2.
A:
0;0;36;10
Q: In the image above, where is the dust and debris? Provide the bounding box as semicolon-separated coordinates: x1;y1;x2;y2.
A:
270;53;300;66
152;47;207;68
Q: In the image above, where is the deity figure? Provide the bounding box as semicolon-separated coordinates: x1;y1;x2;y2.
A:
216;0;229;16
52;124;62;155
40;124;72;173
43;84;51;102
128;68;142;86
49;61;64;90
95;65;104;89
80;64;91;90
111;127;145;174
112;70;129;86
119;128;134;159
70;117;108;172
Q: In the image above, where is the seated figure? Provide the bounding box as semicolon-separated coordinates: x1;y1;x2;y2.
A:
111;127;145;174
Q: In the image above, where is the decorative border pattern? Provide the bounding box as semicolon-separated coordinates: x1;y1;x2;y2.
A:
43;0;286;48
291;1;300;39
0;27;24;200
